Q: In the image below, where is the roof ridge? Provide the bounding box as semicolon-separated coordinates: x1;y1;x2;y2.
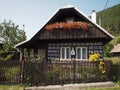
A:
61;4;74;9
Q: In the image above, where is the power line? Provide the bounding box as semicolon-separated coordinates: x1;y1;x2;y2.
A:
104;0;109;10
98;0;109;25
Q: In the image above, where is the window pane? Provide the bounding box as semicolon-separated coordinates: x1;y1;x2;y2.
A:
66;48;70;59
77;48;81;59
61;48;65;59
82;48;87;59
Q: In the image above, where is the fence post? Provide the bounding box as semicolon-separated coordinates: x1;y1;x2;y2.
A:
73;58;76;84
20;60;25;84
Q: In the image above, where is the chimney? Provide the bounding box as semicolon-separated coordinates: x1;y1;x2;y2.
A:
91;10;96;23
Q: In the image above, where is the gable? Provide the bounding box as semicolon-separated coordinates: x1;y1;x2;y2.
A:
16;5;114;48
46;7;88;24
33;7;113;41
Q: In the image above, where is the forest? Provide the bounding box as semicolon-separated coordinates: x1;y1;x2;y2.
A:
97;4;120;57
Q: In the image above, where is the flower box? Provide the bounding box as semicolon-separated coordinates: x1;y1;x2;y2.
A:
45;21;90;32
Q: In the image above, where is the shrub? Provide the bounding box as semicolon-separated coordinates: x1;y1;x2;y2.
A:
89;53;106;74
105;57;120;82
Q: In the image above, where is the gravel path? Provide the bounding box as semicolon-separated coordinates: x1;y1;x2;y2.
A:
25;81;115;90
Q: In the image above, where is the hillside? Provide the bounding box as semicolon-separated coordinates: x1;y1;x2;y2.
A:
96;4;120;57
97;4;120;36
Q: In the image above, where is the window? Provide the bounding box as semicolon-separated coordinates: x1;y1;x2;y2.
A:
76;47;87;60
37;49;45;58
60;47;71;60
66;18;74;23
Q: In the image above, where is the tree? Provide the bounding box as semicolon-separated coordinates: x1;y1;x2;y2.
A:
116;37;120;44
0;20;26;60
103;42;113;57
97;4;120;36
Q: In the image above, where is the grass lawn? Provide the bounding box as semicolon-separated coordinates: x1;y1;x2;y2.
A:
0;85;24;90
89;85;120;90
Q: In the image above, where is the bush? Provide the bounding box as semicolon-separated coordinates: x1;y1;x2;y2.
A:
105;57;120;82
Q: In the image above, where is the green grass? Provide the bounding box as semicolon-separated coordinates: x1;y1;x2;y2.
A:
0;84;120;90
0;85;24;90
89;86;120;90
78;85;120;90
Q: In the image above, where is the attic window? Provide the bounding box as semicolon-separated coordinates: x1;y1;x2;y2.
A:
66;18;74;23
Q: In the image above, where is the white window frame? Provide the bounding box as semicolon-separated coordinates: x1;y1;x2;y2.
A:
60;47;71;60
76;47;87;60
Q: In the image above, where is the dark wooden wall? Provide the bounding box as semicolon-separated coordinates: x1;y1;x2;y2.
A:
47;42;103;61
35;26;108;41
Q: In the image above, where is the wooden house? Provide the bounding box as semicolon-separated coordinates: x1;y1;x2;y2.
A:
16;5;114;62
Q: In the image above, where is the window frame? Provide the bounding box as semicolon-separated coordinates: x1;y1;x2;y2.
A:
76;47;87;60
60;47;71;60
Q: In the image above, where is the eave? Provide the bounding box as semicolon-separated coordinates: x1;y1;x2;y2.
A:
15;5;114;48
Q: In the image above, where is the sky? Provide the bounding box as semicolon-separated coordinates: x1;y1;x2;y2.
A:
0;0;120;40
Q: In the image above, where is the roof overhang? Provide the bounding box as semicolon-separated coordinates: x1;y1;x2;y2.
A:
110;44;120;53
15;5;114;48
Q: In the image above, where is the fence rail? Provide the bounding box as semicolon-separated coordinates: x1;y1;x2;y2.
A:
0;60;113;85
22;60;112;86
111;64;120;81
0;60;20;84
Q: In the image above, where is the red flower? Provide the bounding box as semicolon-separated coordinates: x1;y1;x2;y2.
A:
45;21;90;31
